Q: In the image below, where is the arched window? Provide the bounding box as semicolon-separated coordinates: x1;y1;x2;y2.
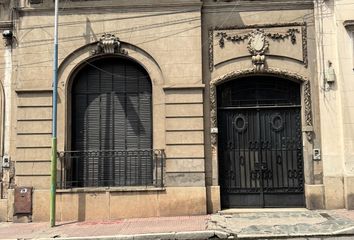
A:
70;56;152;187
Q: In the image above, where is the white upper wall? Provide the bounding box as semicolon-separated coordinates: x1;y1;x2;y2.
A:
334;0;354;175
315;0;354;176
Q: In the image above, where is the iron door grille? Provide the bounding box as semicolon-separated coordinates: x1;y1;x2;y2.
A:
217;77;305;208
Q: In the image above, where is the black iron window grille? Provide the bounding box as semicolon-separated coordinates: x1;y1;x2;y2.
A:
57;149;165;189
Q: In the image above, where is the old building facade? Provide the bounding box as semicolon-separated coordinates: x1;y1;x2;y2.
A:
0;0;353;222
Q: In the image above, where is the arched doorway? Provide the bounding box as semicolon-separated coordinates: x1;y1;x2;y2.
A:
217;76;304;208
70;56;152;187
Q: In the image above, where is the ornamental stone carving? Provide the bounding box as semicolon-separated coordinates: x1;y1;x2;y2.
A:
208;30;214;71
248;29;269;55
302;25;308;68
248;29;268;71
92;33;128;55
304;80;313;141
209;23;307;72
216;28;299;72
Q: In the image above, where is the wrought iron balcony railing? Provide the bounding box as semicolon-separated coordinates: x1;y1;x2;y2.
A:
57;149;165;189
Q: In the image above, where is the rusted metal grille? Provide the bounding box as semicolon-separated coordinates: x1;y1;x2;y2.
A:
57;149;165;189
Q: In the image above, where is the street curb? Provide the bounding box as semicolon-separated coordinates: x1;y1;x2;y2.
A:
332;225;354;235
235;228;354;239
34;230;232;240
3;227;354;240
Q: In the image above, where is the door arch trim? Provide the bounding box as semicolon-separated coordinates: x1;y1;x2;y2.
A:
209;68;315;208
56;40;166;154
210;68;312;148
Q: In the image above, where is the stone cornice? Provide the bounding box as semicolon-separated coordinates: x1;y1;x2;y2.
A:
213;22;306;30
163;84;205;90
15;89;52;93
0;21;13;30
203;0;314;12
18;0;202;13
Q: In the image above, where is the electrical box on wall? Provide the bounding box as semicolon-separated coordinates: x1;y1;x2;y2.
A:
313;149;321;161
2;155;10;168
325;61;336;84
14;187;33;215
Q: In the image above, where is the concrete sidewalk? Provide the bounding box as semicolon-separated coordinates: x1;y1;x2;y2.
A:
208;209;354;239
0;215;218;239
0;210;354;239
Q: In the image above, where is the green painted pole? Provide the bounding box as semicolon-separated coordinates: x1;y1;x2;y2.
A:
50;0;59;228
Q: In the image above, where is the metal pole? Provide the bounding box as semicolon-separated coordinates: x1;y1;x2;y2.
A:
50;0;59;227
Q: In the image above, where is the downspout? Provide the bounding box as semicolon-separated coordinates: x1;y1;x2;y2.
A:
1;29;13;200
3;39;12;164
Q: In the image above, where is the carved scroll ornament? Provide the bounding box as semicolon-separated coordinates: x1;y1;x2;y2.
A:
92;33;128;55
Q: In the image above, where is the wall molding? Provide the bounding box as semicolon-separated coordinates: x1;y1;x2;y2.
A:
0;21;13;30
19;0;202;13
203;0;313;12
209;22;308;72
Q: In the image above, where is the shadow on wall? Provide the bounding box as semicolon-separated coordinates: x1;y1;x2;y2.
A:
348;194;354;210
78;193;86;221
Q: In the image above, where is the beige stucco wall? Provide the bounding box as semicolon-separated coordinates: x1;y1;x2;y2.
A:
334;0;354;210
13;0;204;185
314;0;354;209
201;0;325;210
32;187;206;221
1;0;353;222
5;0;207;221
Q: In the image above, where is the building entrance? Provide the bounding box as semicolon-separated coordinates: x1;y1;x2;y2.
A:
217;76;305;208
